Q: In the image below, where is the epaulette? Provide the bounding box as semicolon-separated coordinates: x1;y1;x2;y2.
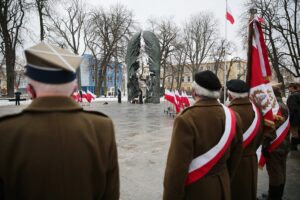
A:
180;105;197;115
0;112;24;122
82;110;109;118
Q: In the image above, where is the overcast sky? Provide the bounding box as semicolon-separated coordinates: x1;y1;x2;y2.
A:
89;0;247;58
22;0;248;60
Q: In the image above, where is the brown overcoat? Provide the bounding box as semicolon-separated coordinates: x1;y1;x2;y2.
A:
0;97;119;200
266;100;290;186
163;99;243;200
228;97;264;200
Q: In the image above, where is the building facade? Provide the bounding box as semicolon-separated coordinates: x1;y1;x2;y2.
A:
163;60;247;94
80;54;124;96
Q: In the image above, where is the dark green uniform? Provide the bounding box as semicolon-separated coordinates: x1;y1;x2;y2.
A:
228;97;265;200
163;99;243;200
0;97;119;200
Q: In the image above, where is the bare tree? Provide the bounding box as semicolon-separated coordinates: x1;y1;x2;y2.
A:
85;4;134;96
226;57;242;80
173;43;187;90
0;0;26;97
14;58;25;89
236;60;247;80
242;0;300;91
165;57;177;90
210;39;235;75
47;0;86;88
147;18;179;89
183;12;218;79
83;25;101;95
273;0;300;77
33;0;55;41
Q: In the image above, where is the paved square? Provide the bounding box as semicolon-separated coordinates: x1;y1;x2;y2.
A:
0;101;299;200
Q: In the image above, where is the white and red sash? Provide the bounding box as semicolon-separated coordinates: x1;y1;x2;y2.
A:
185;105;236;185
257;116;290;168
243;103;261;148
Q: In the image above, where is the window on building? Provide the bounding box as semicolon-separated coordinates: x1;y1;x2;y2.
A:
187;76;191;82
181;77;184;82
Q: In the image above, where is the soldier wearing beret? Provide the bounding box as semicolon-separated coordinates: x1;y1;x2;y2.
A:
163;70;243;200
0;42;119;200
227;79;264;200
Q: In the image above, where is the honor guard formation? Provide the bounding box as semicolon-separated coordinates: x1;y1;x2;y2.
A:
0;0;300;200
0;39;300;200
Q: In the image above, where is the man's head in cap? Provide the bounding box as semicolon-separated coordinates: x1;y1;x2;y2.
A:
227;79;249;101
24;42;82;98
192;70;222;100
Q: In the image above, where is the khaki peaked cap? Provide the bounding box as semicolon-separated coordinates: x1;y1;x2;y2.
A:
25;42;82;73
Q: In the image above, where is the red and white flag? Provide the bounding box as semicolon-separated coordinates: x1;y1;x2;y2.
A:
71;91;80;102
164;89;180;113
253;21;281;117
249;20;275;126
257;117;290;167
81;90;88;102
257;16;265;24
249;19;288;168
164;89;175;104
182;91;190;107
226;3;235;24
175;90;184;110
86;90;96;103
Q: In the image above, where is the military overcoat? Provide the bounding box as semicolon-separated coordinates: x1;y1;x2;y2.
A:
163;99;243;200
0;97;119;200
266;99;290;186
228;97;264;200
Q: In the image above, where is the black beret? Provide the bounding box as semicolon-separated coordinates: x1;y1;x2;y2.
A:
194;70;222;91
227;79;249;93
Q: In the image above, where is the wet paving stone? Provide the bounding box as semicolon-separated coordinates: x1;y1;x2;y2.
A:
0;101;299;200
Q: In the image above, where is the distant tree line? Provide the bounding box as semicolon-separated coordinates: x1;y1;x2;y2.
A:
0;0;298;96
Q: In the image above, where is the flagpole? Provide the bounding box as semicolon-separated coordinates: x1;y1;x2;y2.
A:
246;8;257;86
224;0;228;103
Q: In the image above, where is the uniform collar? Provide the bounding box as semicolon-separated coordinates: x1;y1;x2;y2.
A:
228;97;251;107
24;96;83;112
194;98;221;107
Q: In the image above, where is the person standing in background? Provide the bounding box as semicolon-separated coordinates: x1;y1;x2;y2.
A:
14;91;21;106
287;83;300;150
118;89;121;103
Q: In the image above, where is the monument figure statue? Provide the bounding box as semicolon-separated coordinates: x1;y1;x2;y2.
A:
126;31;161;103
